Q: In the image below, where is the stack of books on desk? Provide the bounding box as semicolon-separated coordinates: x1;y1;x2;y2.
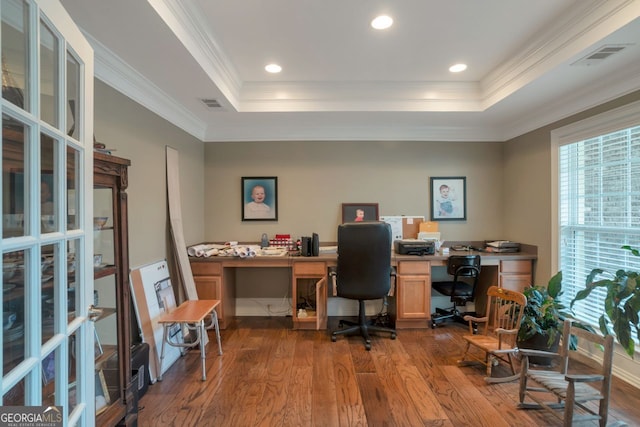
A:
484;240;520;253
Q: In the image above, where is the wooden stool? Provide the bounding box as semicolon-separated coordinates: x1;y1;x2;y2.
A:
157;299;222;381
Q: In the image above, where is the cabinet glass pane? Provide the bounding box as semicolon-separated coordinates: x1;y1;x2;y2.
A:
1;0;29;110
94;186;120;411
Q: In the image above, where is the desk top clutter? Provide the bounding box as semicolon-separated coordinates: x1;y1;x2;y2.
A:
188;243;288;258
188;233;325;258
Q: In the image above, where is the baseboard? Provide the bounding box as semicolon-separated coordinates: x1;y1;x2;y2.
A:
611;346;640;388
235;297;386;317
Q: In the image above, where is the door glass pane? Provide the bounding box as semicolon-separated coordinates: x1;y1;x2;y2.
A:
1;0;29;110
39;20;58;127
67;239;79;322
41;133;57;232
41;243;55;344
2;377;26;406
41;348;57;406
66;52;79;140
2;114;28;237
3;249;28;375
68;329;79;414
66;145;79;230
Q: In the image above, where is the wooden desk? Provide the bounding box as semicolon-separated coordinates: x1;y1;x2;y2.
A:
157;300;222;381
190;247;537;331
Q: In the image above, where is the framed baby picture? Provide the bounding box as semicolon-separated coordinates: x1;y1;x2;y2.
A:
430;177;466;221
242;177;278;221
341;203;379;223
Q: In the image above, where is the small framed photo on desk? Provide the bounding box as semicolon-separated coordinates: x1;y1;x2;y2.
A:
430;176;466;221
242;177;278;221
342;203;379;223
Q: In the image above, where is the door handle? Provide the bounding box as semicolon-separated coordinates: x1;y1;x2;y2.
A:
88;305;103;322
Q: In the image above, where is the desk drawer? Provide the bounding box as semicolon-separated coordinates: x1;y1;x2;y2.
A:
397;261;430;276
293;262;326;276
190;261;222;276
500;260;532;274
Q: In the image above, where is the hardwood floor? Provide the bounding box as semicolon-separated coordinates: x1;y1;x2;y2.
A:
137;317;637;426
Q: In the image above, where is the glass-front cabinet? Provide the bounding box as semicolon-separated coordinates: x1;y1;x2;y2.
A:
93;152;134;426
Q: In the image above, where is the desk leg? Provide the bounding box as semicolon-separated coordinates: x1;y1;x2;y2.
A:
158;324;169;381
199;319;206;381
212;310;223;356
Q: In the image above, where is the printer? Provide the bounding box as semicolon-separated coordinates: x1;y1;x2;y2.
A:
394;239;435;256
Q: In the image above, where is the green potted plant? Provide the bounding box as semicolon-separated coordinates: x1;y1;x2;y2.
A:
571;245;640;358
517;271;567;364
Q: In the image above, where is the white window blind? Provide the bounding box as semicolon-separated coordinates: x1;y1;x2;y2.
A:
559;125;640;329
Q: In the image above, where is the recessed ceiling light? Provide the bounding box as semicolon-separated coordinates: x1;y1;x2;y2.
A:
371;15;393;30
449;63;467;73
265;63;282;73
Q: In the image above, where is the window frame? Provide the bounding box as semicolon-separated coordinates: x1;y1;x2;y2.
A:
551;100;640;331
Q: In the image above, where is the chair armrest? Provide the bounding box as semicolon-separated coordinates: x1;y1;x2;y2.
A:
565;374;604;383
463;315;487;323
518;348;562;359
328;267;337;296
494;328;517;335
388;266;397;296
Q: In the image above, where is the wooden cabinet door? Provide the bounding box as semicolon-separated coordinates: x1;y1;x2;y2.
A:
194;275;224;324
499;260;533;292
499;274;532;292
397;275;431;319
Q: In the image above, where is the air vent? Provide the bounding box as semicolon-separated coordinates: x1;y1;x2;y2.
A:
201;98;222;108
571;44;633;67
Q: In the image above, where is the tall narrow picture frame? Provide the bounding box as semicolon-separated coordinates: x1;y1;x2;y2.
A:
242;177;278;221
430;176;466;221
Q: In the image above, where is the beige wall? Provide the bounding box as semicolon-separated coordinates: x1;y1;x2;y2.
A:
94;77;640;287
504;89;640;283
94;80;205;270
204;140;505;243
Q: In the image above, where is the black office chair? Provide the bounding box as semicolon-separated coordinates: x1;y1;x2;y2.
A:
330;222;397;350
431;255;481;328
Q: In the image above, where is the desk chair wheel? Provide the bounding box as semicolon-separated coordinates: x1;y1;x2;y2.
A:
331;335;337;342
391;332;397;340
365;342;371;351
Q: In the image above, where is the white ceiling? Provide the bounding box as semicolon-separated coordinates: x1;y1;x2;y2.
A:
59;0;640;142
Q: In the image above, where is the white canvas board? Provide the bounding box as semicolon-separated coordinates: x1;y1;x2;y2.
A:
130;260;183;383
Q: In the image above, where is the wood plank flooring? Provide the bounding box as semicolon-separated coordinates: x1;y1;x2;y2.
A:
136;317;638;426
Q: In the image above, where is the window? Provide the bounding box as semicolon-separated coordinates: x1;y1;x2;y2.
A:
553;101;640;331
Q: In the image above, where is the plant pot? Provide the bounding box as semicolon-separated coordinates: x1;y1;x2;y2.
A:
518;332;561;366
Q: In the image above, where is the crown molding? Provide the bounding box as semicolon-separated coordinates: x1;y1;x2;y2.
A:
203;122;500;143
238;81;483;112
498;61;640;141
84;31;207;140
147;0;242;110
481;0;640;108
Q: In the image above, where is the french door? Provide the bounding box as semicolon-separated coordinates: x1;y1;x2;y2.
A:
1;0;94;425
